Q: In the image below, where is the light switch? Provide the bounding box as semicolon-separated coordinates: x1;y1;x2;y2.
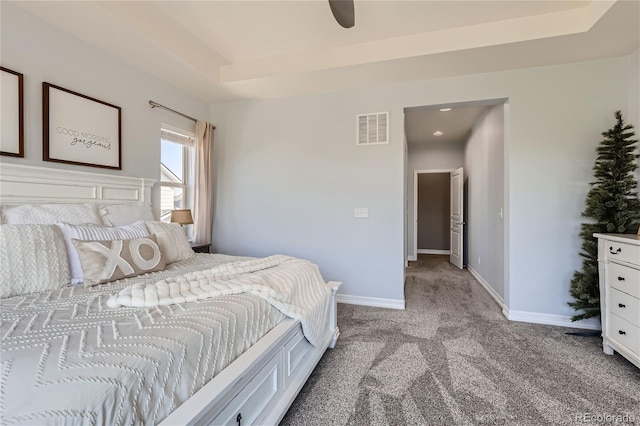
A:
354;208;369;218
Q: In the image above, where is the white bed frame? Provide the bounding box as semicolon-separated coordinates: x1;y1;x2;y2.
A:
0;162;341;425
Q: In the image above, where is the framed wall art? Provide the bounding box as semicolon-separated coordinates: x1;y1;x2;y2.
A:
43;82;121;169
1;66;25;157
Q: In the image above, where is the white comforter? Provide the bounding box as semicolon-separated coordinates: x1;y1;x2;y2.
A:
0;254;330;425
107;255;332;347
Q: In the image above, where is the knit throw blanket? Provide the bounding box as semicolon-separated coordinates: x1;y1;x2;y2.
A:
107;255;332;346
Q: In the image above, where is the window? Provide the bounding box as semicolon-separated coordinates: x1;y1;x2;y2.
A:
160;125;194;223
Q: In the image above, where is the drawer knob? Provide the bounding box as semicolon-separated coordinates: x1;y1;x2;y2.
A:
609;246;622;255
619;330;627;335
618;303;626;308
618;276;626;281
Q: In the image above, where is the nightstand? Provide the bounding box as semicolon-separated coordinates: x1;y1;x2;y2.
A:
190;243;211;254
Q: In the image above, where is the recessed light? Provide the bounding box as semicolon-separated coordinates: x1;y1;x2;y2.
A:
440;108;452;112
433;131;444;136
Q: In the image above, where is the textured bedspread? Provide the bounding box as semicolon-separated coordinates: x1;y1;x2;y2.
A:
108;255;332;347
0;254;287;425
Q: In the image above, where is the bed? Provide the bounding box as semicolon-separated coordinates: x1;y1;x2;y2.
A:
0;163;341;425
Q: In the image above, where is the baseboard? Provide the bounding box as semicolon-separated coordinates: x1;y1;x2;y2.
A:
337;294;405;310
466;267;601;330
503;308;602;331
408;255;417;262
467;266;505;310
417;249;450;255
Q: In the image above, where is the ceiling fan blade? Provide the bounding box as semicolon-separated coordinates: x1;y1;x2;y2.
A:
328;0;355;28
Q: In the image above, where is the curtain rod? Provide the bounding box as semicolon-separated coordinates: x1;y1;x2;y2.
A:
149;100;216;129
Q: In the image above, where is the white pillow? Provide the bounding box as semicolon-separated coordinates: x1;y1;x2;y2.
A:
145;221;195;264
3;203;102;225
0;224;70;298
99;203;155;226
57;221;149;285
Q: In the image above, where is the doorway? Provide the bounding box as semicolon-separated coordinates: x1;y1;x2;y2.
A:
415;170;451;255
404;99;508;308
413;168;464;269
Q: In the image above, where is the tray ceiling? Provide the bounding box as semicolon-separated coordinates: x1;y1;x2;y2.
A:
9;0;638;102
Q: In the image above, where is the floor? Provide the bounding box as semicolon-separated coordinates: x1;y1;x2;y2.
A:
281;255;640;425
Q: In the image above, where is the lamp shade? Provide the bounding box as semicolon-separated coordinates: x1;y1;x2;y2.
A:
170;209;193;225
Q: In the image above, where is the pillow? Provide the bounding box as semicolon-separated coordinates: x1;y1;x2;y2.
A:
145;221;194;264
72;234;166;287
57;221;149;285
3;203;101;225
0;224;70;298
99;203;155;226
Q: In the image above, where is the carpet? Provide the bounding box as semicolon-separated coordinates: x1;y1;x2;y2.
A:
281;255;640;425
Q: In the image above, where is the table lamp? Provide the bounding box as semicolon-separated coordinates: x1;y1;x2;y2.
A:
170;209;193;226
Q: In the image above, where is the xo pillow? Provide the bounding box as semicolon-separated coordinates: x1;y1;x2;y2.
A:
145;221;195;264
0;224;70;298
57;221;149;285
73;234;166;287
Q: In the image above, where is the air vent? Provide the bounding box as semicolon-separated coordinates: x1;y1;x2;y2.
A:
357;112;389;146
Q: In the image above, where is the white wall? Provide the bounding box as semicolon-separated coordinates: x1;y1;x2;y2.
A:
406;142;465;259
628;49;640;131
211;53;632;318
629;49;640;187
0;4;210;212
464;105;505;301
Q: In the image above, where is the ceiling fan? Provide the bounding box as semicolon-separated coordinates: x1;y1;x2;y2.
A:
328;0;355;28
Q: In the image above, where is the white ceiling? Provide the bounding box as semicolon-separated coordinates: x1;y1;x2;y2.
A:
405;104;491;146
10;0;639;102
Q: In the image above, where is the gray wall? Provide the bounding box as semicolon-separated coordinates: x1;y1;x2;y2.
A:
464;105;505;301
417;173;450;251
0;4;210;214
407;142;464;259
212;54;633;316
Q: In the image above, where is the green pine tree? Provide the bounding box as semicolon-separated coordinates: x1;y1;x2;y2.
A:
569;111;640;321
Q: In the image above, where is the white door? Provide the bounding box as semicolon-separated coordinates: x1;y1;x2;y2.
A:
450;167;464;269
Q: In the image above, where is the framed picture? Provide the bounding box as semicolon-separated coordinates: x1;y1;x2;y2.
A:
43;82;121;169
0;67;24;157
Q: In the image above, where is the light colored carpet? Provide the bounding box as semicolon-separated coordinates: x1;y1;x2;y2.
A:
281;255;640;425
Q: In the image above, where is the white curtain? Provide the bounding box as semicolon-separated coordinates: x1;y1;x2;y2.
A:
194;120;214;244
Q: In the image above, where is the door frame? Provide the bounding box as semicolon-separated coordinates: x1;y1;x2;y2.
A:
413;168;455;261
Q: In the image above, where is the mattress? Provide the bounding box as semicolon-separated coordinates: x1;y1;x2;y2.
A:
0;254;287;425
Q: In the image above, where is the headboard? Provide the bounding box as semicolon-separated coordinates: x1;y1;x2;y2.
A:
0;163;156;206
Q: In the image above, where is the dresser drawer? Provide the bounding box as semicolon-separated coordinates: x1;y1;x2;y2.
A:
605;240;640;265
608;313;640;357
608;262;640;299
609;288;640;327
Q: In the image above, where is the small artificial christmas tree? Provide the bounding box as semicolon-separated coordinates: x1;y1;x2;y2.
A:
569;111;640;321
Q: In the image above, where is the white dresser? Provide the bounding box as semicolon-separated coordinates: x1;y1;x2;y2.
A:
595;233;640;368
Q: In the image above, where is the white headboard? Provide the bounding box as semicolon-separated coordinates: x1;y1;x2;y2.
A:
0;163;156;206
